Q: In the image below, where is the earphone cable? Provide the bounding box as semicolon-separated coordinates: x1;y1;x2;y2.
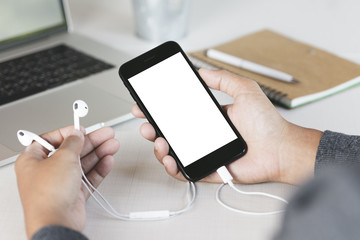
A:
78;156;197;220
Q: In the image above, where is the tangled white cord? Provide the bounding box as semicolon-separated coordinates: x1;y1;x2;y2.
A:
73;100;196;221
79;158;196;221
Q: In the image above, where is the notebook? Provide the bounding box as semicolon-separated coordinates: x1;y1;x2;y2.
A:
0;0;134;166
188;30;360;109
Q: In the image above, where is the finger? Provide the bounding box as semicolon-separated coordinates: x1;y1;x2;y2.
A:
81;138;119;174
41;126;114;159
199;69;258;98
221;104;231;113
154;137;169;163
200;172;222;183
41;126;86;149
140;122;157;142
15;144;47;172
81;155;115;200
162;156;222;183
52;130;84;164
131;104;146;118
18;140;50;161
163;156;187;182
81;127;115;157
155;139;221;182
161;154;222;183
15;128;84;175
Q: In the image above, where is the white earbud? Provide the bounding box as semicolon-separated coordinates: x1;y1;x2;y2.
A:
17;130;56;155
73;100;88;130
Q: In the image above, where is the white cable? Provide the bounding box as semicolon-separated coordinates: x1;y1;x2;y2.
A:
71;100;196;220
78;156;196;220
29;135;196;221
216;166;288;216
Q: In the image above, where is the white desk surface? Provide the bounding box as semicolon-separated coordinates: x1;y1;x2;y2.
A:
1;0;360;239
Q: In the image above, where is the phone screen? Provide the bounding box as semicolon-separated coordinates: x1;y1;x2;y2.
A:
129;52;238;167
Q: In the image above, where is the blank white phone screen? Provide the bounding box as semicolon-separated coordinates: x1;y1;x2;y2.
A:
129;52;237;167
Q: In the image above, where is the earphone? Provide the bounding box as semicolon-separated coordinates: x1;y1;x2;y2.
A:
17;130;56;157
73;100;88;130
17;99;196;221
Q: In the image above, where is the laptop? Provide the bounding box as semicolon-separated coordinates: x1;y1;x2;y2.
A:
0;0;134;166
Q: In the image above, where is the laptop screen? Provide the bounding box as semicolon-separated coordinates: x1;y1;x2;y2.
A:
0;0;67;50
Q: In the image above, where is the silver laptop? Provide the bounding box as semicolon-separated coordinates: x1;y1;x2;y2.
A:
0;0;134;166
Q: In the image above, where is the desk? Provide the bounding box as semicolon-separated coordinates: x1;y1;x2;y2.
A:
1;0;360;239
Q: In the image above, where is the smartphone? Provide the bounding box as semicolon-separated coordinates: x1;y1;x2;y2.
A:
119;41;247;182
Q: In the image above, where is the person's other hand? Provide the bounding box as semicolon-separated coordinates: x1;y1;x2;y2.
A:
132;69;322;185
15;126;119;238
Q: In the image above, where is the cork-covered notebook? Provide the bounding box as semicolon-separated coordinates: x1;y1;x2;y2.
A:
189;30;360;108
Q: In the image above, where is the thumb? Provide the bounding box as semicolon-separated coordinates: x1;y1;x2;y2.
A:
199;68;253;98
54;130;84;162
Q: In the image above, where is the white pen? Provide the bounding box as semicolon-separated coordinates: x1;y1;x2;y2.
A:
206;49;299;83
84;113;134;134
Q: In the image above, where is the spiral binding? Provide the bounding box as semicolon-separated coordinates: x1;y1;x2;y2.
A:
188;55;288;105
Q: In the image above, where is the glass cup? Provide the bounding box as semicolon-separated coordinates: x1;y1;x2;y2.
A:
132;0;191;42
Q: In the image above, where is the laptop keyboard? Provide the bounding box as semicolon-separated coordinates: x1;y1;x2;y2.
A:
0;44;114;105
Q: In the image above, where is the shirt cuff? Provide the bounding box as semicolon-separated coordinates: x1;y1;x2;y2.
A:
31;225;88;240
315;130;360;174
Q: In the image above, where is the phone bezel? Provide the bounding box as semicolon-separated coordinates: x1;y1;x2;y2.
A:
119;41;247;182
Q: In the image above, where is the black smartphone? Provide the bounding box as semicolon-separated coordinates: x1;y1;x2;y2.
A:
119;41;247;182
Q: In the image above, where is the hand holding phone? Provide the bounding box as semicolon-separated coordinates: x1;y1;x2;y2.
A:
119;41;247;182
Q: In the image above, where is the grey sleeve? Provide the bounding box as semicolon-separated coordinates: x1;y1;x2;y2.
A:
275;167;360;240
274;130;360;240
315;130;360;173
31;225;88;240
